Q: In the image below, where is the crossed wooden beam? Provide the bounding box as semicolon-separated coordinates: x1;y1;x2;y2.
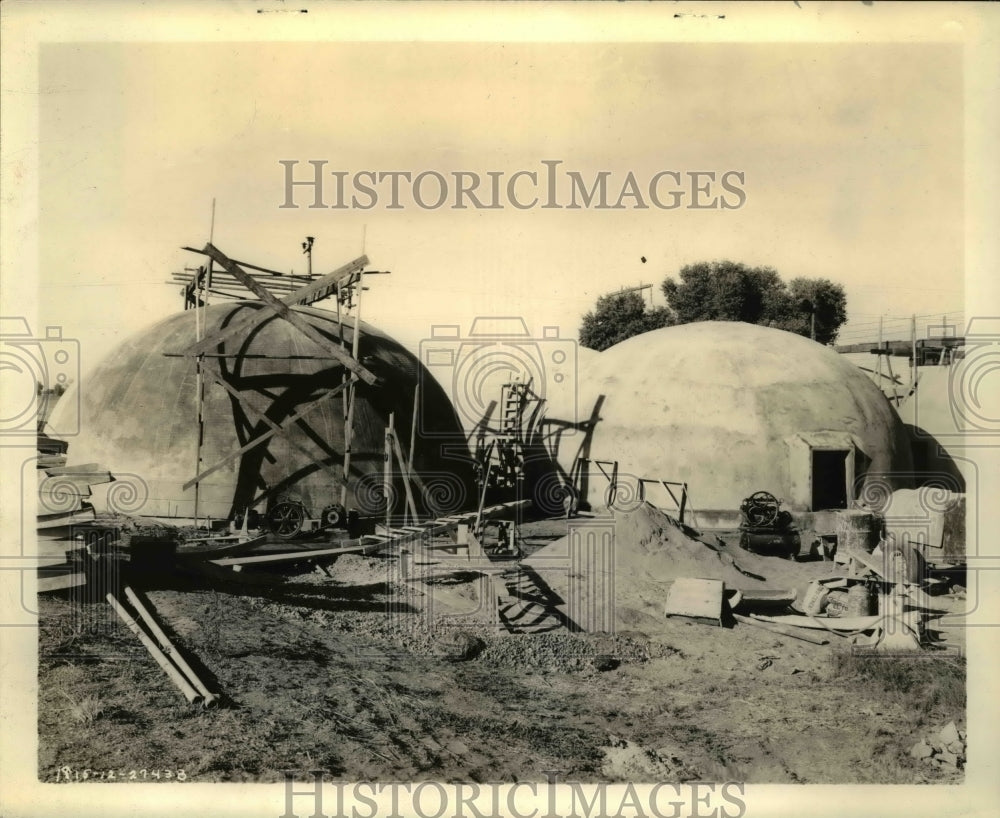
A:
182;243;378;385
177;243;380;494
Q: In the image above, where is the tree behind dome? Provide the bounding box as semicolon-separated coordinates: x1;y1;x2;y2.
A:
660;261;848;345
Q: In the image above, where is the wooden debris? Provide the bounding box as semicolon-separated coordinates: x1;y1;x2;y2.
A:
107;593;203;706
123;586;220;707
663;578;724;626
733;614;829;645
751;613;882;631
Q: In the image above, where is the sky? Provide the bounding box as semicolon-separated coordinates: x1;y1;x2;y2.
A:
36;39;965;377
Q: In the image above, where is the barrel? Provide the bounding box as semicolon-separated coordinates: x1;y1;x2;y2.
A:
835;510;882;554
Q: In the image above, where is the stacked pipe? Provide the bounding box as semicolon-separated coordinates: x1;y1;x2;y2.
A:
107;587;220;707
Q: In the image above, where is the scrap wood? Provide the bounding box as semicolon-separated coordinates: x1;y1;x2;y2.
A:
663;578;724;626
751;613;882;631
733;614;829;645
904;585;953;612
728;588;796;614
37;569;87;593
847;548;885;578
106;593;203;706
123;586;220;707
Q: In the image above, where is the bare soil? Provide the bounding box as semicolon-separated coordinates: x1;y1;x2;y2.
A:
37;520;966;785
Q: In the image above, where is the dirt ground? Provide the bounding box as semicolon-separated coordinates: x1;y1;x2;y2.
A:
37;515;966;785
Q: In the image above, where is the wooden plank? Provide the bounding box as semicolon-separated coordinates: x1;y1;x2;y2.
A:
847;548;886;579
210;540;387;567
182;377;355;490
751;613;881;631
663;578;724;626
208;499;532;568
181;247;314;279
391;427;419;525
196;244;377;385
202;363;345;485
38;571;87;593
733;614;829;645
465;530;488;560
181;249;369;360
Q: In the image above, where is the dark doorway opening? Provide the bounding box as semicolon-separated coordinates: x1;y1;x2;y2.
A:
812;449;849;510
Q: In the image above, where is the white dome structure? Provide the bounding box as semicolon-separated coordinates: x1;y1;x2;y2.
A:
549;321;914;517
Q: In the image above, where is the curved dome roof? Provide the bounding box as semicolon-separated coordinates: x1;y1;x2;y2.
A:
49;303;472;520
552;321;913;513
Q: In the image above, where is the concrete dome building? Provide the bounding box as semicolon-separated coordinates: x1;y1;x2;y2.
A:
549;321;914;521
48;302;473;521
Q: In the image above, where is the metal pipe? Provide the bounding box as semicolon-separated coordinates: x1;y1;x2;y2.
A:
106;594;203;705
124;587;219;707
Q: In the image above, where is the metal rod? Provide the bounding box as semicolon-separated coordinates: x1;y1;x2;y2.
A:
123;587;219;706
106;594;203;705
163;353;346;360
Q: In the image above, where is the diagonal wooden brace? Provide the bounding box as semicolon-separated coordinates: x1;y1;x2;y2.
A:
182;376;356;491
201;363;347;486
181;246;376;385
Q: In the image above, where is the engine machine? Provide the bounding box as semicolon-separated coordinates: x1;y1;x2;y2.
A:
738;490;800;559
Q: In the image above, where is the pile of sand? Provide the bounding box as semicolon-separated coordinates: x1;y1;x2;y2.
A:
610;503;768;588
523;503;775;630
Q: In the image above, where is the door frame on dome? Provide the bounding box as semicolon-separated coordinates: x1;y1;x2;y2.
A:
785;431;868;511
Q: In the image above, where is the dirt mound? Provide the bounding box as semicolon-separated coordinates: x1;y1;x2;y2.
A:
611;504;767;588
522;504;777;631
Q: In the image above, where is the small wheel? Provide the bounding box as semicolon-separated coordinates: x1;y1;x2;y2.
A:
320;504;346;529
744;490;779;527
267;501;305;539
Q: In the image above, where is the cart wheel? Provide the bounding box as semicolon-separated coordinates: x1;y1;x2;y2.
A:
267;501;305;539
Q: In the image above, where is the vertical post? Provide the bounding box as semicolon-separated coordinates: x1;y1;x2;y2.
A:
910;313;917;392
876;315;883;382
193;199;216;527
409;383;419;474
339;276;363;508
385;412;394;532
